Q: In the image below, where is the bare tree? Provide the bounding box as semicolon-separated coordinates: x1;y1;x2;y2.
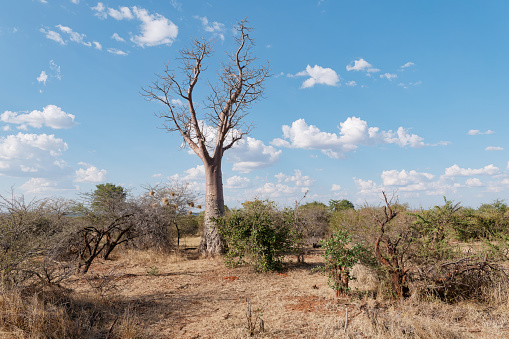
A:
142;19;270;255
373;192;412;299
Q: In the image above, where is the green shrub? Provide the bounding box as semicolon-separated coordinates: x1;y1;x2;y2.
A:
216;199;302;272
316;229;366;296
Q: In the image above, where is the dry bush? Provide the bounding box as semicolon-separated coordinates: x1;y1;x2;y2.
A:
296;202;330;245
412;255;509;303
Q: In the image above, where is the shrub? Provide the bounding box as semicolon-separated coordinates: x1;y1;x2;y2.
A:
296;201;330;245
216;199;302;272
316;229;367;297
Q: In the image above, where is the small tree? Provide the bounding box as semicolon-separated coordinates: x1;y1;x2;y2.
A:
139;181;200;248
143;19;270;255
297;201;330;245
317;229;366;297
373;192;412;299
329;199;354;212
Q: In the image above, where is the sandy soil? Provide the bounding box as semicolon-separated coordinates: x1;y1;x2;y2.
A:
64;239;509;338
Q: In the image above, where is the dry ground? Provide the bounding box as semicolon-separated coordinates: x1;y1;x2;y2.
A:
60;237;509;338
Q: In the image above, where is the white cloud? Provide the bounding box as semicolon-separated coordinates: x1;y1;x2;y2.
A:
111;32;125;42
380;73;397;80
354;178;382;195
0;133;70;177
73;166;94;180
468;129;495;135
49;60;61;80
225;176;251;189
256;183;298;198
171;0;182;11
91;2;107;19
151;173;162;178
400;62;415;69
443;164;500;177
296;65;340;88
345;81;357;87
75;162;107;183
331;184;341;191
71;0;80;4
108;6;134;20
486;146;503;151
229;137;282;173
194;16;225;40
271;117;429;159
93;5;178;47
1;105;76;129
56;24;91;46
21;177;76;194
107;48;128;56
131;7;178;47
465;178;482;187
381;169;434;186
38;0;48;4
171;99;184;106
184;165;205;180
275;170;314;187
93;41;102;50
37;71;48;85
346;58;380;73
40;28;65;45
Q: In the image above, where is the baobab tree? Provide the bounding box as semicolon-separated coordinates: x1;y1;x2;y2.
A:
142;19;270;255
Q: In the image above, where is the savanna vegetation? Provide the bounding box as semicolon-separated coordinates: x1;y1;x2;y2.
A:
1;184;509;338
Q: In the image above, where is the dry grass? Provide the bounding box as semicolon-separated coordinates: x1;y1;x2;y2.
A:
1;243;508;338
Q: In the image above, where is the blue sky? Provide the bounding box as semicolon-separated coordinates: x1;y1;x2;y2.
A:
1;0;508;209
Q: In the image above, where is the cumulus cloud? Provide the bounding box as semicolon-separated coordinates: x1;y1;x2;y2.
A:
182;165;205;180
40;28;65;45
107;48;128;56
228;137;282;173
443;164;500;177
21;177;76;194
111;33;125;42
256;183;299;198
130;7;178;47
93;41;102;50
381;169;434;186
468;129;495;135
380;73;397;80
296;65;340;88
194;16;225;40
465;178;482;187
355;162;507;199
275;170;314;187
1;105;76;130
486;146;503;151
37;71;48;84
346;58;379;73
271;117;429;159
331;184;341;191
0;133;70;177
225;176;251;189
75;162;107;183
108;6;133;20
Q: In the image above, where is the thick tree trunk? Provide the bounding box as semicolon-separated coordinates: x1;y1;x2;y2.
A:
199;160;225;255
